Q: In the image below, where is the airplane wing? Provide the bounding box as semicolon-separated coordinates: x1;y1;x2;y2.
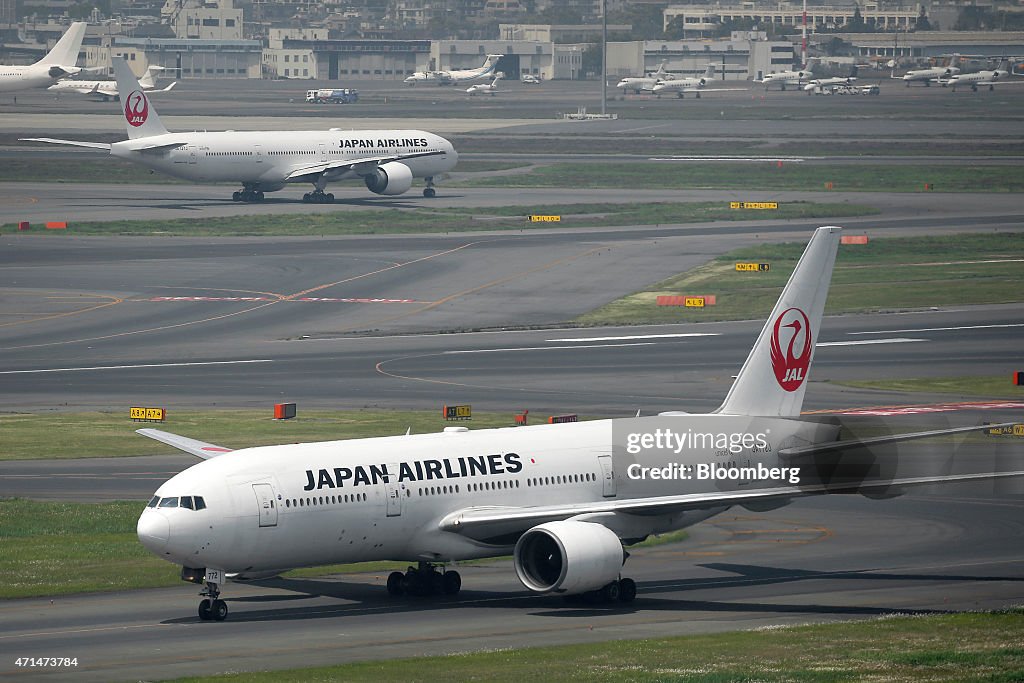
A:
778;421;1017;459
136;428;233;459
152;81;177;93
284;149;447;182
439;469;1024;542
20;137;111;150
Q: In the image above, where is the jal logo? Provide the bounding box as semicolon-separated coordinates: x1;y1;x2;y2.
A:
124;90;148;127
770;307;812;392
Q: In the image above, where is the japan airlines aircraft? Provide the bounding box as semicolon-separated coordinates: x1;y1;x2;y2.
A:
758;58;819;91
615;61;676;94
24;59;457;202
803;65;859;93
134;225;1024;621
466;74;501;96
651;64;747;99
893;54;960;86
404;54;502;86
48;65;176;101
0;22;87;93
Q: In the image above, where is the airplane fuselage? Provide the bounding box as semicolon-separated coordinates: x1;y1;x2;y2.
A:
137;415;837;575
0;65;60;92
110;129;457;189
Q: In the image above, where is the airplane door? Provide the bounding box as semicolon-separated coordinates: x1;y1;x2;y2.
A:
385;463;402;517
188;147;197;164
318;142;328;162
252;483;278;527
254;145;263;164
598;455;616;498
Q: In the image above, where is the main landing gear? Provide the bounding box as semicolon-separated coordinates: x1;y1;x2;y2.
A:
302;190;335;203
386;561;461;597
564;577;637;605
232;187;264;202
422;176;437;198
197;580;228;621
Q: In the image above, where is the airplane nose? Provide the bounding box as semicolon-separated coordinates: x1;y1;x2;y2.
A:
137;512;169;554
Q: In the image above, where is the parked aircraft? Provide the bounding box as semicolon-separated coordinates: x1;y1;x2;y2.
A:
134;226;1024;621
615;61;680;94
404;54;502;86
651;64;747;98
803;65;859;93
0;22;87;93
893;54;960;86
466;74;501;96
941;61;1022;91
24;59;457;202
758;58;819;90
49;65;176;101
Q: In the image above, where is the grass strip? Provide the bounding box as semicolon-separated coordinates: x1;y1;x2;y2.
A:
455;162;1024;193
831;375;1024;398
577;231;1024;325
1;200;876;236
165;610;1024;682
0;409;547;461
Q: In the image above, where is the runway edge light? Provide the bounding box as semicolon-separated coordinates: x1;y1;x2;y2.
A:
274;403;296;420
1014;371;1023;386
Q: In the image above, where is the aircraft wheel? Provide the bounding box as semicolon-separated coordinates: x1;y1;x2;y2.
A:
232;191;241;202
326;193;335;203
423;187;436;198
256;191;265;201
212;599;228;621
442;570;461;595
618;578;637;603
198;598;213;620
972;84;978;92
600;581;620;603
302;193;311;203
386;571;405;596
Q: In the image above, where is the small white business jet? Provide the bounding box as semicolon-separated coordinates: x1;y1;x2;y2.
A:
759;58;819;91
135;226;1024;621
0;22;87;93
466;74;501;96
941;61;1024;91
24;59;457;202
404;54;502;86
49;65;176;101
616;61;677;94
804;65;860;93
893;54;961;86
651;64;747;99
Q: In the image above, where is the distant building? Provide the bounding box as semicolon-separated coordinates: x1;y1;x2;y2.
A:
664;2;923;36
498;23;633;43
85;36;262;78
608;32;795;81
162;0;243;40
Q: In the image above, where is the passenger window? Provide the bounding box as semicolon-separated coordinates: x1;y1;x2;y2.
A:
147;496;159;508
158;497;179;508
194;496;206;510
181;496;194;510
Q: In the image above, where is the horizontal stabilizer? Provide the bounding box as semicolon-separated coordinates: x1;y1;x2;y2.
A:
136;428;233;459
20;137;111;150
779;421;1019;459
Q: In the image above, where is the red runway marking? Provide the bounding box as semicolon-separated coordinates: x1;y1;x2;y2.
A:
807;401;1024;416
143;296;422;304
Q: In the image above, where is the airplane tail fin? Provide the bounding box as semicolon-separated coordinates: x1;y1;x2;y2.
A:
37;22;86;67
138;65;165;89
703;64;715;79
850;65;859;78
715;226;842;417
113;58;169;139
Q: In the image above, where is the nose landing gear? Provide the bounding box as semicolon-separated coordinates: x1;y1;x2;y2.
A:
198;580;228;621
423;176;437;198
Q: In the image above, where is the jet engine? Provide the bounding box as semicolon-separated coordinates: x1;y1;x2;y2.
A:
514;520;624;594
364;161;413;196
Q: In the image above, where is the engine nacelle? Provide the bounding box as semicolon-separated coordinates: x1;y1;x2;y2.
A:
514;520;624;594
364;161;413;196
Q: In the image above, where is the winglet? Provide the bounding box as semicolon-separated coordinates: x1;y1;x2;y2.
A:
137;428;233;459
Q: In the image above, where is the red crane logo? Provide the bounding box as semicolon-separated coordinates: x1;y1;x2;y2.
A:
770;307;812;392
125;90;148;127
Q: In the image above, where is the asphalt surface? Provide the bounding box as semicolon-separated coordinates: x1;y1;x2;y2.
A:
0;74;1022;681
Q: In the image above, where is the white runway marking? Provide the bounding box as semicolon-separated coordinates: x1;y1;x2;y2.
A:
445;342;657;354
546;333;720;342
849;323;1024;335
0;359;273;374
816;338;927;347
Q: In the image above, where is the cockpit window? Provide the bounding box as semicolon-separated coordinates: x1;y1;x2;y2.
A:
158;497;179;508
194;496;206;510
147;496;159;508
181;496;194;510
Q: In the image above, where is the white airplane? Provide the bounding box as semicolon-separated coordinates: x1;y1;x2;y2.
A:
803;65;859;93
651;64;747;99
404;54;502;86
466;74;501;96
134;225;1024;621
941;62;1022;91
892;54;960;86
0;22;87;93
49;65;176;101
24;59;457;202
616;61;676;94
759;58;819;91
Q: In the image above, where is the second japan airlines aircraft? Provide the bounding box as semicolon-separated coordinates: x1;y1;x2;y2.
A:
24;59;457;202
135;226;1024;621
0;22;87;93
